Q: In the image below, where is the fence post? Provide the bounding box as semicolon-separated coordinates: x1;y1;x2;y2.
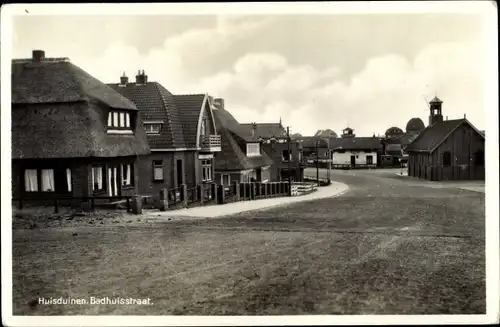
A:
234;181;240;201
19;199;23;210
250;182;256;200
91;198;96;211
131;195;142;214
181;184;188;207
241;183;246;200
256;182;261;197
198;185;204;204
264;183;268;197
158;188;169;211
54;198;59;214
218;184;225;204
211;183;218;203
125;198;130;212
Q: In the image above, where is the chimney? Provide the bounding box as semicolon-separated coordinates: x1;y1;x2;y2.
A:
446;116;448;121
119;72;129;86
213;98;225;110
464;113;466;119
32;50;45;62
135;69;148;85
251;122;257;138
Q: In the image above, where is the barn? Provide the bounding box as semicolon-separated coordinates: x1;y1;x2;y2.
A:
405;97;485;181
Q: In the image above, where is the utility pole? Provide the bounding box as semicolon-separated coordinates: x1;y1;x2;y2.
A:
287;126;292;196
316;139;320;186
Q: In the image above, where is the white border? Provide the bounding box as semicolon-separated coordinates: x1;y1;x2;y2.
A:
1;2;498;326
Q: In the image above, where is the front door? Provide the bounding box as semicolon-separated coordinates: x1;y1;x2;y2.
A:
350;155;356;167
108;165;119;196
176;159;183;187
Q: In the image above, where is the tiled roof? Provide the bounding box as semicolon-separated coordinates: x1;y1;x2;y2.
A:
405;119;466;152
174;94;207;148
108;81;187;149
406;117;425;132
240;123;287;139
329;137;382;150
12;59;150;159
301;136;330;148
12;59;137;110
213;108;273;171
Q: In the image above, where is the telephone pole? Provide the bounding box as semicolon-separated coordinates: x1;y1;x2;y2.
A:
287;126;292;196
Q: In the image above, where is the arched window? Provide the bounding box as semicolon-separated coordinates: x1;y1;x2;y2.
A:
443;151;451;167
474;150;484;165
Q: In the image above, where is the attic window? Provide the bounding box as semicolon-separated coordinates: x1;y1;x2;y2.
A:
107;110;132;134
246;143;261;157
144;123;162;135
443;151;451;167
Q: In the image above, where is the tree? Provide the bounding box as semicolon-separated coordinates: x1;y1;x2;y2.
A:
314;129;338;138
291;132;302;139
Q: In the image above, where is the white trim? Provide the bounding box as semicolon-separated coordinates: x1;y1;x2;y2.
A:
261;179;269;183
216;169;254;174
107;129;133;135
143;120;164;124
195;93;218;148
198;154;214;159
151;147;199;152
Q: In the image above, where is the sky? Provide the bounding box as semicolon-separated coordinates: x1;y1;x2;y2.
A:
10;6;491;137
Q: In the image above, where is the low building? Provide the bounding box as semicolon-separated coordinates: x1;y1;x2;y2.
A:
212;99;274;186
108;71;221;195
405;97;485;181
240;122;307;182
329;135;381;169
12;50;150;202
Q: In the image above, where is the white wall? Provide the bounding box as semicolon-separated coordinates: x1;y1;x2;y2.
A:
332;151;378;165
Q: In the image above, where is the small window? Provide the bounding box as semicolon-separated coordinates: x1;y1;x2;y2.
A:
41;169;55;192
144;123;162;134
125;113;130;127
246;143;260;156
153;160;163;181
66;168;72;192
121;164;133;186
107;111;132;130
443;151;452;167
92;166;105;191
366;155;373;165
282;150;291;161
222;174;230;186
202;159;212;182
474;150;484;165
24;169;38;192
119;112;126;127
113;112;119;127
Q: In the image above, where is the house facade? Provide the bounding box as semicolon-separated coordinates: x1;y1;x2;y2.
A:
405;97;485;181
12;50;150;202
211;99;274;186
108;72;221;196
329;136;381;169
240;122;307;182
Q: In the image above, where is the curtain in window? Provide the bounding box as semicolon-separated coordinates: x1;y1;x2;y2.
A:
66;168;72;192
41;169;55;192
125;113;130;127
119;113;125;127
113;112;119;127
93;167;103;190
24;169;38;192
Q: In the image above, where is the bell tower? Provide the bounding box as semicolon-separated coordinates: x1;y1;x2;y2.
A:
429;96;443;126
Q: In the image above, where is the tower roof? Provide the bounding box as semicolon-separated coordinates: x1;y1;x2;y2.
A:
429;96;443;104
406;117;425;132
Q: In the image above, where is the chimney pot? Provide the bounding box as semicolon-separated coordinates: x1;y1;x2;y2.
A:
120;72;129;85
213;98;225;110
32;50;45;62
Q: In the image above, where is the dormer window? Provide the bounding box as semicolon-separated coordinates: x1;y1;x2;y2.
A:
107;110;133;134
143;121;163;135
246;143;261;157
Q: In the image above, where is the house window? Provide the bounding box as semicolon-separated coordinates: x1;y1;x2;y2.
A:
66;168;72;192
153;160;163;181
222;174;230;185
121;164;133;186
144;123;162;134
246;143;260;156
202;159;212;182
24;169;38;192
443;151;452;167
92;165;105;191
366;155;373;165
107;111;132;132
282;150;291;161
41;169;55;192
474;150;484;165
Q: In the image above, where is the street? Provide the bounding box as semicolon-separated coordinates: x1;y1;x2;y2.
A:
12;169;485;315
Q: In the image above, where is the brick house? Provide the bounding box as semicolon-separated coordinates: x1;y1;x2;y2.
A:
240;122;307;182
108;72;221;196
405;97;485;181
211;99;274;186
11;50;150;202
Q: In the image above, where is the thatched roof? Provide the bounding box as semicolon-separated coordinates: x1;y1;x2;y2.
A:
240;123;287;139
12;54;150;159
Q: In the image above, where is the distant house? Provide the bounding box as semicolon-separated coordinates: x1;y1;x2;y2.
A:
11;50;150;202
329;131;381;169
380;118;426;167
405;97;485;181
108;71;221;195
211;99;274;185
240;122;306;182
300;137;331;168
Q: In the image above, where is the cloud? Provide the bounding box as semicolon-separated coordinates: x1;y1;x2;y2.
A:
185;40;485;136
